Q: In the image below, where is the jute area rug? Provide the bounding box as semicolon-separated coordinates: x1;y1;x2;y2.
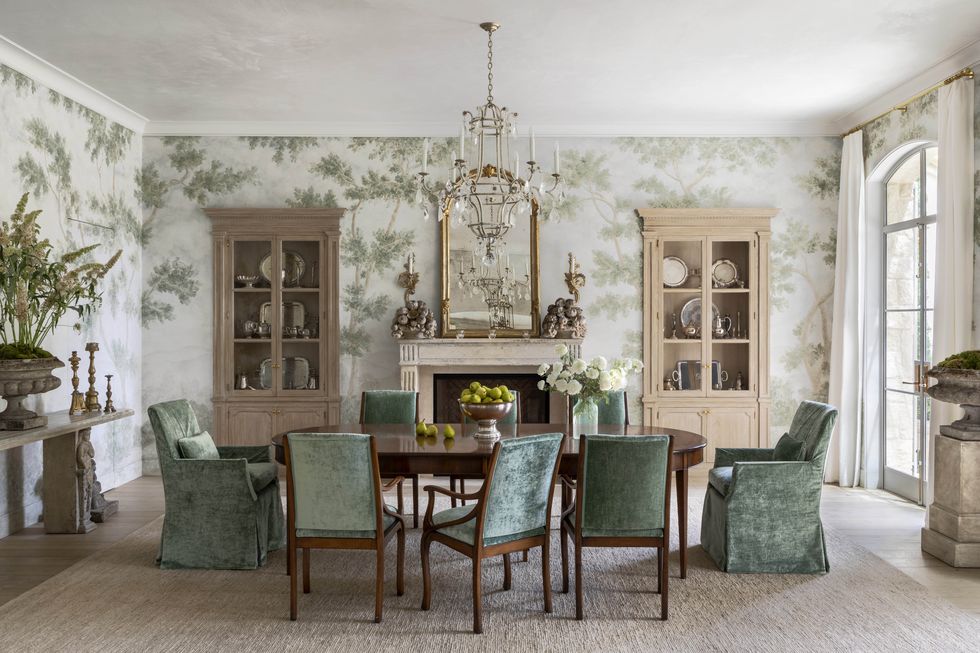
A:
0;496;976;653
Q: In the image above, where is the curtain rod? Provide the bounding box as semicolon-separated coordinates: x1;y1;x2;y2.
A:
841;67;974;138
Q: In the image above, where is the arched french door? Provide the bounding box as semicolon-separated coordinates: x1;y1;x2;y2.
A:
881;145;937;503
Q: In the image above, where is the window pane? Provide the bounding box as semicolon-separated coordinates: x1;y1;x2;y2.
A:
885;228;918;310
885;310;917;390
886;154;920;224
884;390;919;477
924;147;938;217
924;222;936;309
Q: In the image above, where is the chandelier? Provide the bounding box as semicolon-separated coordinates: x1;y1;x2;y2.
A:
415;21;564;267
456;252;531;329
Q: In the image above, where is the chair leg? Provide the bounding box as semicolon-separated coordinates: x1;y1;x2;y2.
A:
396;524;405;596
656;547;662;594
375;544;385;623
523;549;528;563
412;478;419;529
289;543;298;621
502;553;512;591
575;541;584;621
450;477;457;508
459;478;466;506
302;547;311;594
397;481;404;521
542;539;553;614
560;522;569;594
472;555;483;634
660;545;669;621
286;542;292;577
420;533;433;611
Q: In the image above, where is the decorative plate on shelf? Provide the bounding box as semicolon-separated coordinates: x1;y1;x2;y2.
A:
680;298;719;329
711;259;739;288
259;250;306;287
662;256;689;288
258;357;310;390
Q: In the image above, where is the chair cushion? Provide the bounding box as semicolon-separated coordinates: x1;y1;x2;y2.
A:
177;431;219;460
773;432;806;461
562;513;662;538
296;504;399;538
246;462;278;492
708;466;734;496
431;505;544;546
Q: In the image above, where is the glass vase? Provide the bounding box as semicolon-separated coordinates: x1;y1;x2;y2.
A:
572;396;599;439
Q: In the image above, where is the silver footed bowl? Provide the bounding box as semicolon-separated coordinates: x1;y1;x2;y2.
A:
458;400;514;440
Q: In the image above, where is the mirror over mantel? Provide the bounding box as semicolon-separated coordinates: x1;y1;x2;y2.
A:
440;192;540;338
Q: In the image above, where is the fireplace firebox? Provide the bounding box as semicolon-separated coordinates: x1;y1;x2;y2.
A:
433;373;550;424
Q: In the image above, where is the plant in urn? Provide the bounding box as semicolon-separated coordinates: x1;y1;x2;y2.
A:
0;194;120;429
926;351;980;431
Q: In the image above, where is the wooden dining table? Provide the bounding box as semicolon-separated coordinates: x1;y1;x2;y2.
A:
271;423;707;578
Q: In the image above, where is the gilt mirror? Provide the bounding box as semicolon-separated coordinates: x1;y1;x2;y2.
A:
441;181;540;337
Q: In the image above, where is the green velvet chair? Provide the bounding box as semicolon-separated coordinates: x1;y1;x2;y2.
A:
284;432;406;622
701;400;838;574
560;434;673;620
451;390;521;507
569;390;630;426
148;399;285;570
360;390;420;528
420;432;565;634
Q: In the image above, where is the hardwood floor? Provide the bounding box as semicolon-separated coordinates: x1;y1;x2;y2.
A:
1;473;978;617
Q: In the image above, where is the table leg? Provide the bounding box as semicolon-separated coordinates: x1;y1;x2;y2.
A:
42;428;95;534
675;468;688;579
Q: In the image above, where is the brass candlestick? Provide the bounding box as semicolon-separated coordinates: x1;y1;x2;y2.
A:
68;350;86;415
84;342;101;412
103;374;116;413
563;252;586;303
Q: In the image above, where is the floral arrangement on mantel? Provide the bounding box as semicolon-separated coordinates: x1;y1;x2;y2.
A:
0;194;120;360
537;343;642;418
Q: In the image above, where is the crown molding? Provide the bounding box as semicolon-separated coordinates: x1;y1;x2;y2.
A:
833;38;980;135
0;36;147;133
144;119;839;138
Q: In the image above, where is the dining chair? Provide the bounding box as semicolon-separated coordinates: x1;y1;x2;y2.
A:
360;390;420;528
451;390;521;507
567;390;630;426
284;432;406;622
421;432;565;634
560;433;673;620
701;400;837;573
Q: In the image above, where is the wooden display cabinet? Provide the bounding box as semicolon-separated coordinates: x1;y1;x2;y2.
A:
206;208;344;445
638;208;776;462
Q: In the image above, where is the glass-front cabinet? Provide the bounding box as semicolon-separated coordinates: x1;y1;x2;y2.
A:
640;209;775;463
208;210;344;445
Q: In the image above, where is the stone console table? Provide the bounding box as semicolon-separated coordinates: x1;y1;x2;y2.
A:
0;409;133;534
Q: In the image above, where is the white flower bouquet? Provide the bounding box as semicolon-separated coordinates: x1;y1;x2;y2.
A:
536;343;643;416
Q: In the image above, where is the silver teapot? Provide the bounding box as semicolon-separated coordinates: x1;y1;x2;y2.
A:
711;314;733;339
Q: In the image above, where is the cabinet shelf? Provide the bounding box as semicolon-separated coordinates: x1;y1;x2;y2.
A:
710;288;750;294
282;287;321;293
710;339;750;344
233;287;272;293
663;287;701;294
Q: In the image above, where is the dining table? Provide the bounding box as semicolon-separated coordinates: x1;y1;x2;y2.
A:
271;423;707;578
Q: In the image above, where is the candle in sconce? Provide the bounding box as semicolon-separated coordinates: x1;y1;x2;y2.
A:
530;127;536;161
450;150;457;181
408;253;414;275
525;258;530;276
471;252;476;270
554;142;560;175
513;152;520;178
421;138;428;173
459;125;465;161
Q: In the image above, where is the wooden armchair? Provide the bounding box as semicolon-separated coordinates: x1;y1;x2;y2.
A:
284;432;406;623
420;432;565;634
360;390;420;528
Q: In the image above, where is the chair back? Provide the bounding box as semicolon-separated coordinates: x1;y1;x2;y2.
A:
285;433;381;536
787;401;838;471
578;434;673;536
596;390;629;425
464;390;521;425
148;399;201;473
477;433;564;544
360;390;419;425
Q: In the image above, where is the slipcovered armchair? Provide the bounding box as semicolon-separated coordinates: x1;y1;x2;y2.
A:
148;399;285;570
701;400;838;574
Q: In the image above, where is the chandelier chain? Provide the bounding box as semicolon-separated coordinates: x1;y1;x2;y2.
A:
486;28;494;104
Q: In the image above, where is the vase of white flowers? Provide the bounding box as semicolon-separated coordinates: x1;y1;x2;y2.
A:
537;343;643;438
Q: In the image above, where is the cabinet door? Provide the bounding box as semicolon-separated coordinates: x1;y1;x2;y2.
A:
654;407;704;435
703;407;756;463
277;407;327;435
225;406;276;446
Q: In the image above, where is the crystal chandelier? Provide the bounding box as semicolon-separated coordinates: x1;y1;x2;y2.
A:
456;252;531;329
415;21;564;267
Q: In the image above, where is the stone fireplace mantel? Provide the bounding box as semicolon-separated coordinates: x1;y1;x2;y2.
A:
399;338;582;422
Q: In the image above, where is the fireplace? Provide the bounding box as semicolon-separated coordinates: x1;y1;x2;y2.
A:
434;373;550;423
398;338;582;423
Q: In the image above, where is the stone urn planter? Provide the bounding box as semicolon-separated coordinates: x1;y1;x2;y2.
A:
0;358;65;430
926;366;980;431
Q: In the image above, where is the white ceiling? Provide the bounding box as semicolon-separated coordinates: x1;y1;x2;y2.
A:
1;0;979;135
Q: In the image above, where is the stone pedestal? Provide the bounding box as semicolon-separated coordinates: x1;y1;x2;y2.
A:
921;423;980;567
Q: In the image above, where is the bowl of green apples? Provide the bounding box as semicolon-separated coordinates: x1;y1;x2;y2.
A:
458;382;515;440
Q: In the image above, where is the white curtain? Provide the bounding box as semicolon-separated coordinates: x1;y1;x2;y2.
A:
827;132;866;486
927;78;975;510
